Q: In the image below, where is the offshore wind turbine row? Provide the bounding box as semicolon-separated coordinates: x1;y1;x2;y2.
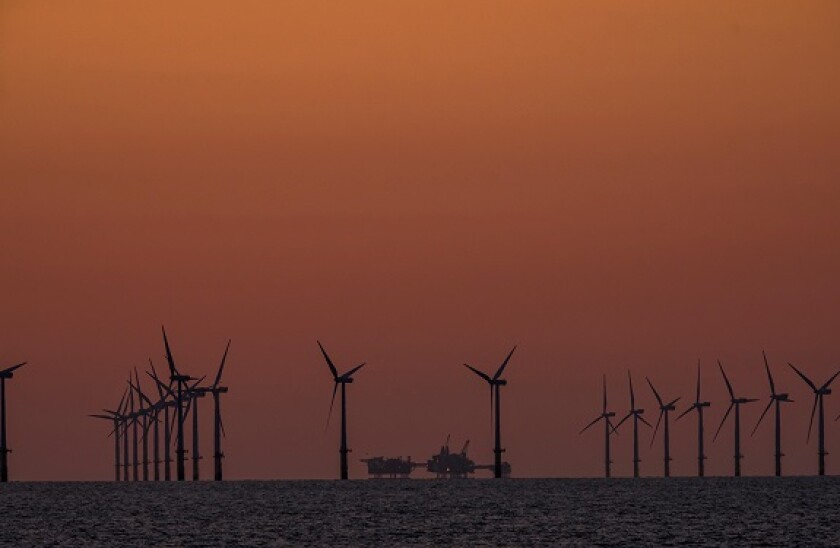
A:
1;337;838;482
581;352;840;479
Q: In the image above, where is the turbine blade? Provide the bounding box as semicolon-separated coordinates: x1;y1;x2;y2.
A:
493;345;517;380
325;382;338;430
0;362;27;376
602;374;607;413
667;397;680;408
213;339;231;389
607;417;619;435
807;395;818;443
696;359;701;402
628;371;635;409
579;415;602;434
646;377;664;407
751;399;774;436
317;341;339;379
676;404;695;421
763;351;776;396
820;370;840;391
788;362;817;392
220;415;226;438
718;360;734;399
341;362;366;380
650;410;664;446
713;403;734;442
614;412;632;431
638;414;653;428
464;364;492;383
162;326;178;377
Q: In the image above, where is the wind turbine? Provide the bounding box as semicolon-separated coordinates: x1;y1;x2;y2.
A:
318;341;366;480
714;360;757;477
579;374;617;478
646;377;680;477
148;363;176;481
162;326;198;482
614;371;651;478
89;388;128;481
751;351;792;476
788;362;840;476
676;360;711;477
183;377;207;481
208;340;231;481
0;362;26;483
130;368;154;481
463;346;517;479
127;374;139;481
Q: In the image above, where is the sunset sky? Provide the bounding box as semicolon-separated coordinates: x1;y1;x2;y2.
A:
1;2;839;480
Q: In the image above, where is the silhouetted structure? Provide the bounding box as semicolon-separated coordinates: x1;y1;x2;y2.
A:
714;360;757;477
752;352;792;476
361;456;421;478
615;371;650;477
209;341;231;481
318;341;366;480
148;363;176;481
425;435;511;478
463;346;517;479
647;377;679;477
788;362;840;476
162;326;199;482
676;361;711;477
89;389;127;481
579;374;617;478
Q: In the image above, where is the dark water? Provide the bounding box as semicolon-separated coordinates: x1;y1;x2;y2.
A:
1;478;838;546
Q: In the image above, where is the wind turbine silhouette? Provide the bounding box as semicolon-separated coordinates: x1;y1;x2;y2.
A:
646;377;679;477
127;374;139;481
579;374;617;478
129;368;154;481
614;371;651;478
787;362;840;476
162;326;198;481
183;377;207;481
147;363;176;481
714;360;757;477
676;360;710;477
318;341;366;480
751;351;792;476
464;346;516;479
209;340;231;481
0;361;27;482
89;388;128;481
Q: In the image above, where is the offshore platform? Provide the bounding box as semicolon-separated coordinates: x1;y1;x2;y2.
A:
361;435;512;479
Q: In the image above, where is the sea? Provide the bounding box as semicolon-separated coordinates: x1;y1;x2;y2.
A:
1;477;838;546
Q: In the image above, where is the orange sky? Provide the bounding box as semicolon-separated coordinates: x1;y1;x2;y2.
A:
1;1;839;480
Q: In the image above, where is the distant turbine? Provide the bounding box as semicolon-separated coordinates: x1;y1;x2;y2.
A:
614;371;651;478
646;377;680;477
464;346;517;479
676;360;710;477
788;362;840;476
0;362;27;482
579;374;617;478
183;377;207;481
89;388;128;481
751;352;792;476
129;368;154;481
209;341;231;481
162;326;199;482
147;363;176;481
318;341;366;480
714;361;757;477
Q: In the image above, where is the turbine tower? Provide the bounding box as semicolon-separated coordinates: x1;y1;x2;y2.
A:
788;362;840;476
614;371;651;478
162;326;198;482
751;351;792;476
183;377;207;481
148;363;176;481
318;341;366;480
714;360;757;477
646;377;680;477
579;374;617;478
464;346;517;479
130;368;154;481
676;360;711;477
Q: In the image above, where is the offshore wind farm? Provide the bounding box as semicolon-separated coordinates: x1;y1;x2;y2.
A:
3;0;840;545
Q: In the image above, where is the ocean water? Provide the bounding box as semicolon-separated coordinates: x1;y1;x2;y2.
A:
1;477;838;546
